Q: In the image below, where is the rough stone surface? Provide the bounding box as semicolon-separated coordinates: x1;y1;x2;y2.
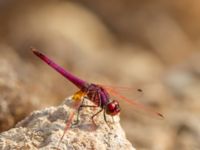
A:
0;97;135;150
1;1;200;149
0;56;38;132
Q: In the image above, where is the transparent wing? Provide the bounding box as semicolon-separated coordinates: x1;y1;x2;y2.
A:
98;84;143;92
101;85;164;119
57;91;85;148
97;84;143;99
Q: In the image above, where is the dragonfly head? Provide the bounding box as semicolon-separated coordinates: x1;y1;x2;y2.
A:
105;100;120;116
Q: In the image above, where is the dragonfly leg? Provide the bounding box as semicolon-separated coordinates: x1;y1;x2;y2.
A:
72;100;98;126
73;89;102;126
103;109;115;129
71;95;86;126
71;105;82;126
103;110;108;123
90;91;104;127
81;105;98;107
91;108;103;126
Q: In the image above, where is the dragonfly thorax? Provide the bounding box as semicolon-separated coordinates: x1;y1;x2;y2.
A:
82;84;110;107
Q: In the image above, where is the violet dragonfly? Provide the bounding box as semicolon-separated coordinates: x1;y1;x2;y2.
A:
31;48;163;148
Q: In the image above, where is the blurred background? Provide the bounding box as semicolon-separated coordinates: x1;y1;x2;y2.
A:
0;0;200;149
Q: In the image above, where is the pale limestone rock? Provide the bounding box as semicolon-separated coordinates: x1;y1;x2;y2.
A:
0;97;135;150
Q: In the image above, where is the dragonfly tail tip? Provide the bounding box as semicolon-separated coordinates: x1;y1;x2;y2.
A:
31;47;37;52
31;47;42;57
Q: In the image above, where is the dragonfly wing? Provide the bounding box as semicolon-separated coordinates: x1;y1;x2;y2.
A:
98;84;143;91
104;87;164;119
57;91;85;148
98;84;144;99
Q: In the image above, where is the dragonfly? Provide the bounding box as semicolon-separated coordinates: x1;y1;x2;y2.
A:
31;48;164;148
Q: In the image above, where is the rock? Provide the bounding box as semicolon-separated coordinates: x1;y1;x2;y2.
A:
0;56;37;132
0;97;135;150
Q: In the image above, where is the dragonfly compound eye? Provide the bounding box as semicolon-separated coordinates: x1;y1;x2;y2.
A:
106;100;120;116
